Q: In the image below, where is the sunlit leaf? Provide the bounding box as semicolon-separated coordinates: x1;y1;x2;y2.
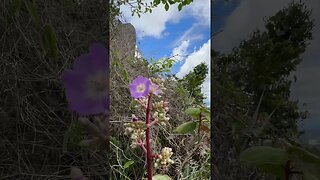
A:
185;107;201;118
175;121;197;134
123;160;134;169
152;174;172;180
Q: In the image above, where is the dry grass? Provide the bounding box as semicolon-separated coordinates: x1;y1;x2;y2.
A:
0;1;210;179
0;0;108;179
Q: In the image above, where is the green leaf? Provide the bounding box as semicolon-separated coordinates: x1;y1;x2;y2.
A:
178;3;183;11
42;24;59;60
165;3;169;11
240;146;289;165
154;0;161;6
24;0;40;28
287;146;320;166
186;0;193;5
123;160;134;169
185;107;201;118
175;121;197;134
200;107;210;119
152;174;172;180
168;0;175;5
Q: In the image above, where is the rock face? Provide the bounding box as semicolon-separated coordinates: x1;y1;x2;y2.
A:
110;20;136;61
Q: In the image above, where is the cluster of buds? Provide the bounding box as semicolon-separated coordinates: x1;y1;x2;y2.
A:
152;101;170;126
154;147;174;169
124;115;146;148
135;97;148;109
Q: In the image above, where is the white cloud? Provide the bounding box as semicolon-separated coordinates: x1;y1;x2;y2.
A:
176;39;211;105
183;0;210;26
119;0;210;39
119;2;182;39
172;23;205;47
176;39;210;78
171;40;190;62
172;1;210;47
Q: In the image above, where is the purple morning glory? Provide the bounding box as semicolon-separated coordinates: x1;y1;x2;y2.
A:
129;75;151;99
62;43;108;116
150;84;161;96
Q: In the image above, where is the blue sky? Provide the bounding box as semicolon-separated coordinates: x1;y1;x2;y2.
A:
119;1;211;106
212;0;320;146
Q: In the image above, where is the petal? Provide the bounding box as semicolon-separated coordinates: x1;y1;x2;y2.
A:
89;43;108;71
70;96;108;116
73;53;95;76
62;70;86;103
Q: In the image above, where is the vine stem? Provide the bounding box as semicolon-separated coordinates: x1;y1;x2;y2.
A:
145;94;153;180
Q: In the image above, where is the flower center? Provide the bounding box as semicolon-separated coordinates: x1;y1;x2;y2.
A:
136;84;145;93
86;71;108;99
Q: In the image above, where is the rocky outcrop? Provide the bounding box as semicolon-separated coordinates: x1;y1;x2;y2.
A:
110;20;136;62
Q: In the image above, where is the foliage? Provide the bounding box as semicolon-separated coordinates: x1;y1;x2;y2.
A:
213;1;315;179
240;143;320;179
177;63;208;105
110;0;193;19
175;107;210;134
148;57;175;77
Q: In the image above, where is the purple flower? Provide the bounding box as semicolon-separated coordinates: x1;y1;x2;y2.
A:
62;43;108;116
150;84;161;96
129;75;150;99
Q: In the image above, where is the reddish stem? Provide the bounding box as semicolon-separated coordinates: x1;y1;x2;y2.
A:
148;119;158;127
145;94;153;180
138;142;147;154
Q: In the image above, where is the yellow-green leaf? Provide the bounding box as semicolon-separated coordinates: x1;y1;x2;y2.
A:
185;107;201;118
123;160;134;169
175;121;197;134
152;174;172;180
